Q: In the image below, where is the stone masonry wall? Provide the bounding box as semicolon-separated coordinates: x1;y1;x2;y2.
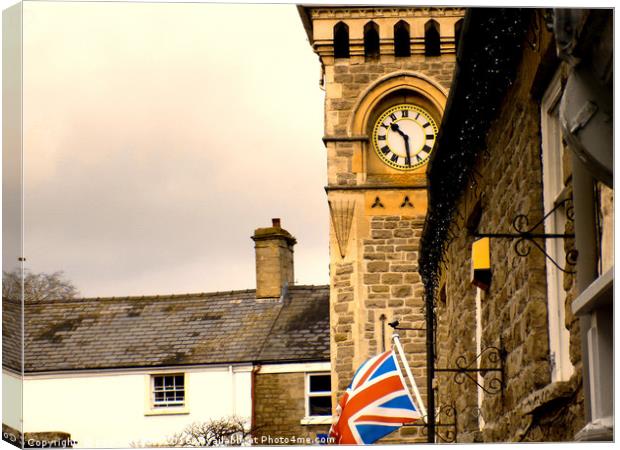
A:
253;372;329;445
331;261;355;396
329;215;427;443
435;16;584;443
364;215;426;443
363;216;426;386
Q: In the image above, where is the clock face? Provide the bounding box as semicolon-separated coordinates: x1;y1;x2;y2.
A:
371;104;438;171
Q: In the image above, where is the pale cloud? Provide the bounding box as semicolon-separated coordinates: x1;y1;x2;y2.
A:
20;2;328;297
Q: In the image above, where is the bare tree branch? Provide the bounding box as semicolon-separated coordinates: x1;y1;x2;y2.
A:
131;416;256;448
2;269;79;302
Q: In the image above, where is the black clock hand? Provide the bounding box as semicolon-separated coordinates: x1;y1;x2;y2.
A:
390;122;405;137
390;123;412;166
404;137;411;167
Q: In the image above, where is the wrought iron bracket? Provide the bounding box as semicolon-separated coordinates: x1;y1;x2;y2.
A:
404;404;457;443
435;346;504;395
388;320;425;332
472;198;577;274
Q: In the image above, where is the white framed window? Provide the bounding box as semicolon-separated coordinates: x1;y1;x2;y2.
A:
305;373;332;417
152;374;185;408
540;70;574;383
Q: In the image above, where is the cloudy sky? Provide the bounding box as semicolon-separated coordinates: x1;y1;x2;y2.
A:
16;1;328;297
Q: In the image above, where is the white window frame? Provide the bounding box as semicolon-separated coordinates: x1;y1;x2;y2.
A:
540;70;574;383
303;372;332;424
145;372;189;416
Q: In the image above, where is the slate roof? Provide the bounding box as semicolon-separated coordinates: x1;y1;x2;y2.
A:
2;285;330;373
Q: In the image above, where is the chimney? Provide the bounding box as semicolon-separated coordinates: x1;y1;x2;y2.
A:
251;218;297;299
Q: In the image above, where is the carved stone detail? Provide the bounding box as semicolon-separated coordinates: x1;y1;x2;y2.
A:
329;200;356;258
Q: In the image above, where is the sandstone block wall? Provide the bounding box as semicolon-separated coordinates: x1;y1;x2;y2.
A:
253;372;329;445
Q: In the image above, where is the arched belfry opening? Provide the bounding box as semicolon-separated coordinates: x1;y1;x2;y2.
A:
454;19;464;54
424;20;441;56
364;21;380;59
333;22;350;58
394;20;411;57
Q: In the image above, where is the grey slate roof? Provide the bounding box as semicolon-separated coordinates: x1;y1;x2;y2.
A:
3;285;330;373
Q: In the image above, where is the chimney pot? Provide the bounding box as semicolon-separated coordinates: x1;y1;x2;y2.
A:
272;218;281;228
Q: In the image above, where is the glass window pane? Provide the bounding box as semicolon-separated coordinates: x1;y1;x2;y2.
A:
152;374;185;407
309;396;331;416
309;375;331;392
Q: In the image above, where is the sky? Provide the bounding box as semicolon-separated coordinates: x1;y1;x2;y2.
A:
12;1;328;297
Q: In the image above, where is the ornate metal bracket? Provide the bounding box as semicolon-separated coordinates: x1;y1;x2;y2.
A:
472;198;577;274
435;346;504;395
404;404;457;443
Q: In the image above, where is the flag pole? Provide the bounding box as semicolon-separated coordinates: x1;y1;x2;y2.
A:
392;333;427;420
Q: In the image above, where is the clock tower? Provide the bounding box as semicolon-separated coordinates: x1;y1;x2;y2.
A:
299;6;464;441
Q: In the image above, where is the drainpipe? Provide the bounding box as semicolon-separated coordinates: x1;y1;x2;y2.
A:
251;364;260;436
229;365;236;416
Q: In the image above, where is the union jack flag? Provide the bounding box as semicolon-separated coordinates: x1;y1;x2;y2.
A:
328;350;421;444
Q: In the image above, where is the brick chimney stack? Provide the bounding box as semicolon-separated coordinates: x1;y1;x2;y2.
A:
251;218;297;299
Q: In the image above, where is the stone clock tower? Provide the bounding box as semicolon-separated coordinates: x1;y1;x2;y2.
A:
299;6;464;441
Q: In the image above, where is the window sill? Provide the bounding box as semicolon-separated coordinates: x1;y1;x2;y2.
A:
145;407;190;416
572;267;613;315
575;417;613;441
300;416;333;425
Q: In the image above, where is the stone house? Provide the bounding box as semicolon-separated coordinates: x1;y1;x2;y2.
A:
2;220;332;448
419;8;613;442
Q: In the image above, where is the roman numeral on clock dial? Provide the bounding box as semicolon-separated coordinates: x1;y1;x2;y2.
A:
372;104;438;170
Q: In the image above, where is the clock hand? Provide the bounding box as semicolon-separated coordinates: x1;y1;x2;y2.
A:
390;123;412;165
390;122;405;137
390;123;410;140
404;137;411;167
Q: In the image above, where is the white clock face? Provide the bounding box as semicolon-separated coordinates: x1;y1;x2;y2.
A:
371;104;438;170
